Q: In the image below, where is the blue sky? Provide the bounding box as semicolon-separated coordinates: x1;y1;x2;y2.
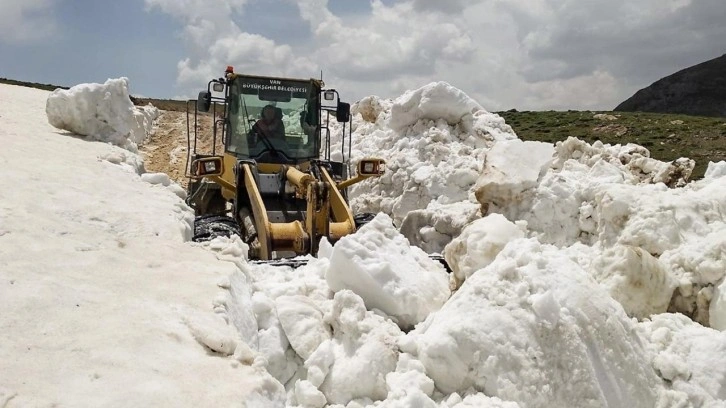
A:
1;0;724;110
1;0;185;97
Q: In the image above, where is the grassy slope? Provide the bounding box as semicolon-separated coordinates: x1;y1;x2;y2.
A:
4;78;723;179
497;110;726;179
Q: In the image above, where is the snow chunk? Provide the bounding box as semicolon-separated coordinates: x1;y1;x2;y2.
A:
705;161;726;179
183;310;239;355
710;278;726;331
99;150;145;174
590;245;676;319
308;290;403;405
141;172;171;186
639;313;726;404
410;238;662;407
275;295;331;360
294;380;327;408
400;201;480;254
46;78;158;151
443;213;525;288
389;81;483;131
474;139;554;213
326;213;450;329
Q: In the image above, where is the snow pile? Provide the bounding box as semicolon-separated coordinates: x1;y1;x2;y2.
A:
212;215;716;407
468;135;725;325
46;77;158;151
408;237;663;407
478;137;697;247
209;216;449;406
331;82;517;251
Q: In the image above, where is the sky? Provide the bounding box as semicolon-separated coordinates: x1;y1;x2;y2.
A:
1;0;724;111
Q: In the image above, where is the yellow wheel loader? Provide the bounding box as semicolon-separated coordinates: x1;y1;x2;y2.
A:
184;67;386;266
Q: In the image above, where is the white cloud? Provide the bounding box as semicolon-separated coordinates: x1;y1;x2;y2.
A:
149;0;726;110
0;0;58;44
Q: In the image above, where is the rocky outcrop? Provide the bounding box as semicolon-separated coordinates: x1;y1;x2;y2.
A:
615;54;726;117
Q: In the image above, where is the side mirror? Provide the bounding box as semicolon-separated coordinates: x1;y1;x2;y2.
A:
324;90;336;101
191;156;224;177
357;158;385;176
336;101;351;123
212;82;225;93
197;91;211;113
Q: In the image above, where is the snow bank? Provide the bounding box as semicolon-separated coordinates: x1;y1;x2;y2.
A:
46;77;158;151
408;238;663;407
0;83;278;407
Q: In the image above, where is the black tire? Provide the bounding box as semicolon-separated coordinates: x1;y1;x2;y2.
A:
353;213;376;229
192;214;242;242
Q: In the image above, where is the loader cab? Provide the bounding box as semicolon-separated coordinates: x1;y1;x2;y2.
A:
225;75;320;164
195;70;352;169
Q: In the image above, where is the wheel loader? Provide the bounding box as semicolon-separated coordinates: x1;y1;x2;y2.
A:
184;67;386;265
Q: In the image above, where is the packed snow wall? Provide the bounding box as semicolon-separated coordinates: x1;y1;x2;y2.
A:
46;77;158;151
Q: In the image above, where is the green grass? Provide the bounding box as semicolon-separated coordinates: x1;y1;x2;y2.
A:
497;110;726;179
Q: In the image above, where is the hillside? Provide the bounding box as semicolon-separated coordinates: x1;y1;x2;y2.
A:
615;54;726;117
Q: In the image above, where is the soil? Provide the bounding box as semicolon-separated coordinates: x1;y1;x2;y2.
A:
139;111;223;188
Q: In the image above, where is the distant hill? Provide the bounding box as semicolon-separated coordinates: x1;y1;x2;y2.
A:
615;54;726;117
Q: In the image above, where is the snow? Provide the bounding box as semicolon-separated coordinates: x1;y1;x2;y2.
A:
474;139;555;214
705;161;726;179
338;82;517;246
326;213;450;329
4;77;726;408
638;313;726;405
46;77;159;151
0;83;280;407
590;245;675;319
408;238;663;407
443;213;526;288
